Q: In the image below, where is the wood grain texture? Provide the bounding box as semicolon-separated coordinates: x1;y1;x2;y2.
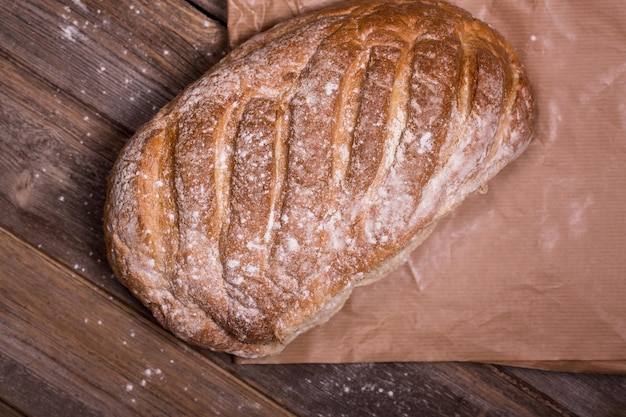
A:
223;362;578;417
0;0;227;304
1;49;135;305
1;0;626;416
508;367;626;417
0;400;25;417
1;0;227;133
0;228;293;417
190;0;228;22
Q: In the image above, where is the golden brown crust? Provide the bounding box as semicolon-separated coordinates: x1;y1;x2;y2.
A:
104;0;535;358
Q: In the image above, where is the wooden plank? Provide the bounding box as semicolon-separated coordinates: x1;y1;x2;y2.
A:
0;400;25;417
0;51;137;305
190;0;228;23
0;0;226;304
1;0;227;133
0;227;294;417
222;361;577;417
507;367;626;417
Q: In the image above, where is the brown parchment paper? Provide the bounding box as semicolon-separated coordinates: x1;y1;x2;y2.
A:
227;0;626;371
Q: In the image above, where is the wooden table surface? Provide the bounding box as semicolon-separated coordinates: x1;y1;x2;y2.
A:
2;1;625;416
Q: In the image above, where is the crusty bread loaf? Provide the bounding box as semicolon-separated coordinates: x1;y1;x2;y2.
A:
104;0;535;358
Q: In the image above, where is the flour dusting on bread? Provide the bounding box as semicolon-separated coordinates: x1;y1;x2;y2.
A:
104;0;534;358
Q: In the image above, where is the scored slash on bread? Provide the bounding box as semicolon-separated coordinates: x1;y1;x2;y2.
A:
104;0;535;358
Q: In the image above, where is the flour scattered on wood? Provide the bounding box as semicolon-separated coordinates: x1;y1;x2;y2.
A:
71;0;88;12
60;25;86;42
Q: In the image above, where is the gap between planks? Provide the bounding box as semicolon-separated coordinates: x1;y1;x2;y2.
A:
186;0;228;24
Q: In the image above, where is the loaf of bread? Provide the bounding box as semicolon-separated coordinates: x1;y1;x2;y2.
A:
104;0;534;358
